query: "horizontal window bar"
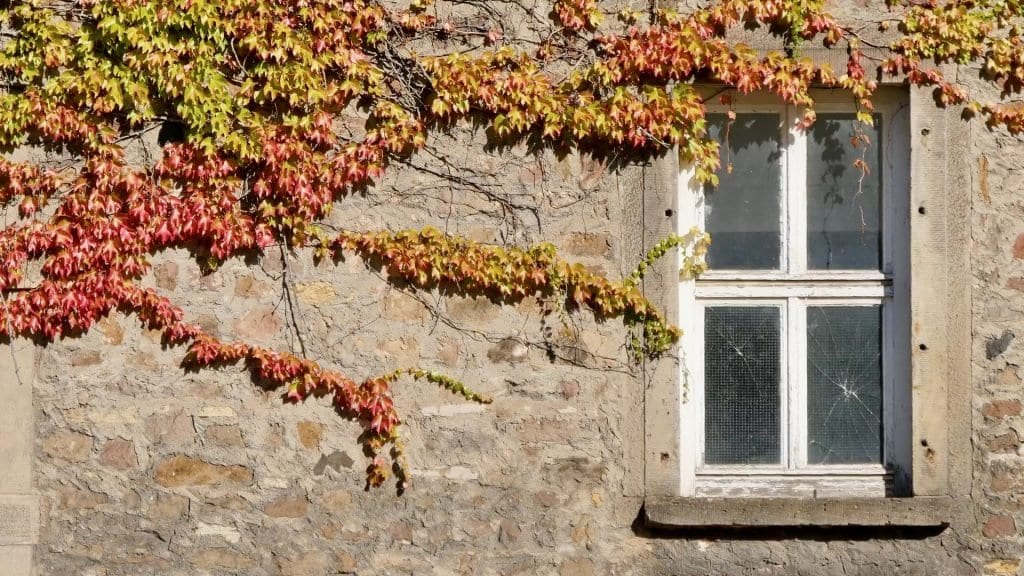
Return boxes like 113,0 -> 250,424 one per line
700,272 -> 891,282
695,285 -> 890,298
698,465 -> 889,476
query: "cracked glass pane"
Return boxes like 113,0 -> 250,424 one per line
807,114 -> 883,270
704,306 -> 781,465
704,113 -> 781,270
806,305 -> 883,465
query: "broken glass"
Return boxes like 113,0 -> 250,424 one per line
806,305 -> 883,465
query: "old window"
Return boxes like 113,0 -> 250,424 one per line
641,85 -> 969,527
676,90 -> 912,498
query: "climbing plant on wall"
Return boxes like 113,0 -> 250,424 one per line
0,0 -> 1020,488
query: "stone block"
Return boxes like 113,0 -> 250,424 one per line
153,456 -> 252,487
233,307 -> 281,341
145,493 -> 189,522
296,281 -> 337,305
560,558 -> 595,576
982,515 -> 1017,538
563,232 -> 611,257
144,408 -> 196,447
321,490 -> 352,514
57,487 -> 109,510
984,559 -> 1021,575
70,350 -> 102,367
205,425 -> 244,448
42,431 -> 93,462
265,496 -> 308,518
1013,233 -> 1024,259
189,548 -> 256,572
154,262 -> 179,291
99,439 -> 138,470
97,316 -> 124,345
380,290 -> 427,321
278,551 -> 330,576
235,276 -> 273,299
983,399 -> 1023,420
296,421 -> 323,449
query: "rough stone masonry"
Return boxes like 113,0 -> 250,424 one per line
6,6 -> 1024,576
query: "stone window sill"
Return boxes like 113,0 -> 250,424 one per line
644,496 -> 952,529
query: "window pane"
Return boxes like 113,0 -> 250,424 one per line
704,306 -> 781,465
704,113 -> 781,270
807,114 -> 883,270
806,306 -> 883,465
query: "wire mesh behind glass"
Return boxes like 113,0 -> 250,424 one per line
703,306 -> 782,465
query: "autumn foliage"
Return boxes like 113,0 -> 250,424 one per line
1,0 -> 1022,488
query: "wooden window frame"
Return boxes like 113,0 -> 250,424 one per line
677,92 -> 910,498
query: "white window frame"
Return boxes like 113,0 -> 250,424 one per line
677,89 -> 911,498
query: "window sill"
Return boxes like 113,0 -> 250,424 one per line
643,496 -> 952,529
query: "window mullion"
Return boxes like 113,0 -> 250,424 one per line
789,297 -> 808,469
779,298 -> 790,468
787,106 -> 808,276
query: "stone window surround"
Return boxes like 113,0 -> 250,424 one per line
638,84 -> 972,528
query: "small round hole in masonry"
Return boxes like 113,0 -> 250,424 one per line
918,206 -> 926,215
919,343 -> 928,351
665,209 -> 674,217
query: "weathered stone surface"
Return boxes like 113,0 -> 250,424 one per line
26,61 -> 1024,576
153,456 -> 253,487
97,316 -> 124,345
296,281 -> 337,305
498,519 -> 521,545
982,399 -> 1022,420
196,522 -> 241,543
321,490 -> 352,514
42,432 -> 93,462
205,424 -> 244,448
70,350 -> 102,367
983,515 -> 1017,538
380,290 -> 427,321
296,421 -> 323,449
57,487 -> 108,510
335,551 -> 358,573
234,275 -> 273,298
447,297 -> 501,322
1012,234 -> 1024,259
264,496 -> 308,518
560,558 -> 594,576
563,232 -> 611,257
986,432 -> 1020,453
99,439 -> 138,470
388,522 -> 413,543
560,379 -> 580,400
189,548 -> 255,572
279,551 -> 330,576
487,338 -> 528,363
233,307 -> 281,341
154,262 -> 179,290
144,408 -> 196,446
983,559 -> 1021,575
145,493 -> 188,522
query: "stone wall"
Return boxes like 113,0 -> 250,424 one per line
13,14 -> 1024,576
